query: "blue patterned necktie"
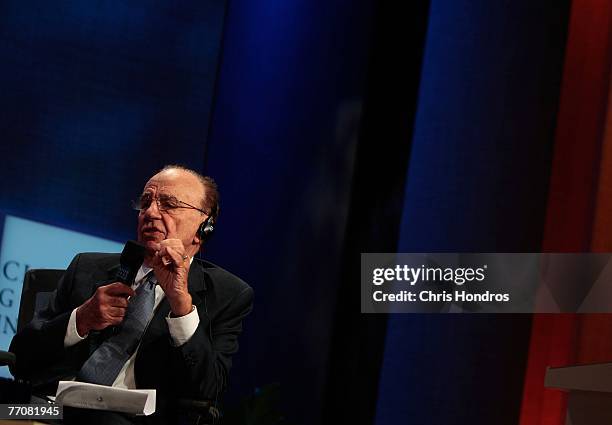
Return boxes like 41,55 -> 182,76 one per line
77,272 -> 156,386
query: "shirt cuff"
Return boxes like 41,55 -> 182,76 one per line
166,305 -> 200,346
64,308 -> 87,347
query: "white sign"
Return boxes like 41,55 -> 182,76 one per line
0,215 -> 123,378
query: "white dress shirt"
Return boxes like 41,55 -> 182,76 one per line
63,261 -> 200,388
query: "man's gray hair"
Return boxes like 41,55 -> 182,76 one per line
159,164 -> 220,220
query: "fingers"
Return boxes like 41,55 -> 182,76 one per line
77,280 -> 156,334
161,246 -> 184,267
106,306 -> 127,318
155,242 -> 187,268
104,282 -> 135,297
158,239 -> 184,253
107,296 -> 129,308
77,295 -> 126,333
97,286 -> 130,323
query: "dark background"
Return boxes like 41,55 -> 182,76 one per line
0,0 -> 579,424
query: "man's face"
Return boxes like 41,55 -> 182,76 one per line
137,169 -> 206,256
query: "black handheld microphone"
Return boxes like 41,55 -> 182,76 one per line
116,240 -> 146,285
95,241 -> 145,339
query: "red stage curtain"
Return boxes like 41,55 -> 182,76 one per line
519,0 -> 612,424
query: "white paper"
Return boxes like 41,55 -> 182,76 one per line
55,381 -> 156,416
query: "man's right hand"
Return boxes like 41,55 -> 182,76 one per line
75,282 -> 135,337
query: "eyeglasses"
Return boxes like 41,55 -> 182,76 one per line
132,193 -> 208,215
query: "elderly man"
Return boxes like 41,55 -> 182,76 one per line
9,165 -> 253,424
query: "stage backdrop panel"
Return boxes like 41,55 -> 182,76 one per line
0,0 -> 226,242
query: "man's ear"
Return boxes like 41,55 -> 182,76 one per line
193,221 -> 204,245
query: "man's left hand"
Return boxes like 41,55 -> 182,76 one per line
150,238 -> 193,317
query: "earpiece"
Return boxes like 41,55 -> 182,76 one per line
197,216 -> 215,243
196,201 -> 218,245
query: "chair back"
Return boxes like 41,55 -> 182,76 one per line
17,269 -> 65,332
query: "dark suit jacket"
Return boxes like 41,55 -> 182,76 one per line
9,252 -> 253,422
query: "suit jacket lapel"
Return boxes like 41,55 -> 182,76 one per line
187,259 -> 206,307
